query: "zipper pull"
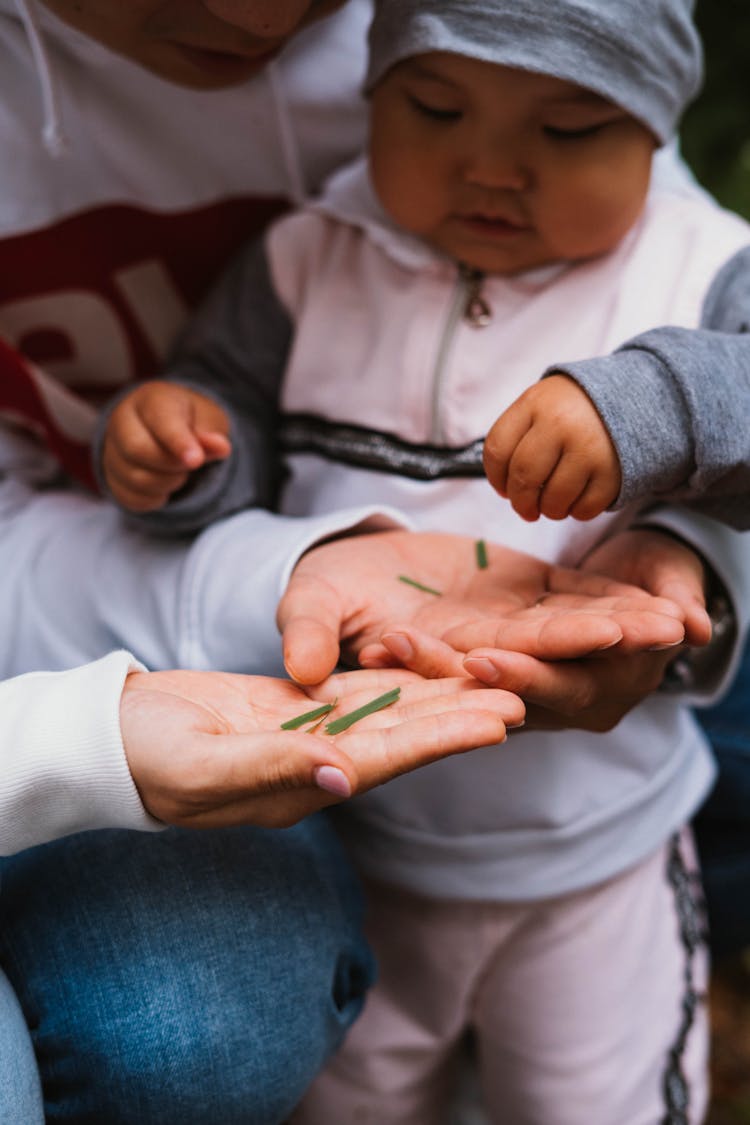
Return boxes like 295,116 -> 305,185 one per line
459,265 -> 492,327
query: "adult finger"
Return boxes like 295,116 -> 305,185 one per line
639,568 -> 710,646
278,572 -> 345,684
441,610 -> 624,657
448,605 -> 683,659
310,669 -> 525,731
339,706 -> 512,789
581,529 -> 709,643
360,629 -> 469,677
462,647 -> 675,731
545,566 -> 681,606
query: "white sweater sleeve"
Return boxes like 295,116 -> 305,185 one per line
0,651 -> 163,855
0,473 -> 407,679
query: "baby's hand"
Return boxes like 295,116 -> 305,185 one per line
102,380 -> 231,511
483,374 -> 622,521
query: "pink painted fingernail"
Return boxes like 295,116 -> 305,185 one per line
382,633 -> 414,662
314,766 -> 352,798
463,658 -> 499,683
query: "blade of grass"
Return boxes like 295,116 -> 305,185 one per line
280,701 -> 336,730
475,539 -> 488,569
306,711 -> 333,734
325,687 -> 401,735
398,575 -> 442,596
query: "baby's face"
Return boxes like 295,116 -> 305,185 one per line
369,53 -> 656,275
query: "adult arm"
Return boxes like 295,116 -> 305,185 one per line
0,651 -> 520,854
548,245 -> 750,528
0,467 -> 408,679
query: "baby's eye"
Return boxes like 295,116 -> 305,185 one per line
408,96 -> 463,122
543,123 -> 606,141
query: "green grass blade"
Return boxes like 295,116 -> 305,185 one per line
280,701 -> 336,730
325,688 -> 401,735
398,575 -> 442,596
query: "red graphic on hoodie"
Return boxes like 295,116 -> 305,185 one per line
0,196 -> 288,485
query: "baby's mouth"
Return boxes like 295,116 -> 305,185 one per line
456,212 -> 531,237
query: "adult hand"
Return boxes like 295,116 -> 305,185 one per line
449,528 -> 709,732
580,527 -> 711,645
278,530 -> 686,685
121,666 -> 522,829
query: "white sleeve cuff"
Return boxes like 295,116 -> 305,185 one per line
0,651 -> 163,855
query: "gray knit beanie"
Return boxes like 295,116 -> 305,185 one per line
365,0 -> 703,143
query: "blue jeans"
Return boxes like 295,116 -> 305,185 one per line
694,637 -> 750,960
0,967 -> 44,1124
0,816 -> 374,1124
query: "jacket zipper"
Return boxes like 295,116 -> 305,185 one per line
430,263 -> 492,442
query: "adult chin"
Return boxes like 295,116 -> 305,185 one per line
136,41 -> 283,89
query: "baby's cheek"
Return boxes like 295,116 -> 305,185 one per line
553,193 -> 637,260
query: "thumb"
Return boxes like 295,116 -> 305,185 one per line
644,554 -> 711,646
277,573 -> 344,684
653,578 -> 710,646
239,730 -> 358,798
148,732 -> 359,828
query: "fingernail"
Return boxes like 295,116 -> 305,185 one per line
648,640 -> 682,651
463,658 -> 499,683
507,720 -> 526,729
382,633 -> 414,663
314,766 -> 352,798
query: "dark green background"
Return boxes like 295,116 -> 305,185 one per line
681,0 -> 750,219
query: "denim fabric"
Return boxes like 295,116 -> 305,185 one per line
0,968 -> 44,1124
0,815 -> 374,1124
694,638 -> 750,960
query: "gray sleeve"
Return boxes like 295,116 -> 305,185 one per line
95,236 -> 293,537
546,245 -> 750,529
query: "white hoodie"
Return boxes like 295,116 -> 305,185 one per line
0,0 -> 372,476
0,0 -> 407,848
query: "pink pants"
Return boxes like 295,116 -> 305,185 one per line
293,834 -> 708,1125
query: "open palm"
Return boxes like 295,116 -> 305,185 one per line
121,665 -> 522,829
279,530 -> 686,683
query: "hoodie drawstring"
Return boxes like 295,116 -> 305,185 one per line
267,60 -> 307,206
14,0 -> 67,157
